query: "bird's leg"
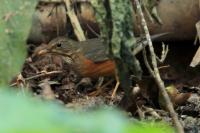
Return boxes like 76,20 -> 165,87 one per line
111,73 -> 120,99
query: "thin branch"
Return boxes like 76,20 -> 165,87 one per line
134,0 -> 184,132
63,0 -> 86,41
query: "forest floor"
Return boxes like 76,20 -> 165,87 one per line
12,41 -> 200,132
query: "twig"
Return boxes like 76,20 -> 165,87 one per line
156,42 -> 169,63
63,0 -> 86,41
25,71 -> 62,81
95,77 -> 104,89
190,21 -> 200,67
132,32 -> 169,55
88,79 -> 114,96
142,48 -> 154,75
193,34 -> 198,45
86,23 -> 100,37
158,65 -> 170,70
99,79 -> 114,91
134,0 -> 184,133
10,71 -> 63,87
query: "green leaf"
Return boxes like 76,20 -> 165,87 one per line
91,1 -> 142,106
0,0 -> 38,84
0,88 -> 174,133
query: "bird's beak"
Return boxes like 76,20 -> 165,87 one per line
37,49 -> 49,55
31,49 -> 49,58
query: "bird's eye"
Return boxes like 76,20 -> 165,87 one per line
56,43 -> 62,47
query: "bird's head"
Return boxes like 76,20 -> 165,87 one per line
39,37 -> 79,55
36,37 -> 81,64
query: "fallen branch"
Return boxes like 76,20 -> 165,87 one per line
134,0 -> 184,133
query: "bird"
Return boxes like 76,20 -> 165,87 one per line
37,33 -> 168,97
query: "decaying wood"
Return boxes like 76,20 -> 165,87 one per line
28,0 -> 200,44
133,0 -> 199,40
28,2 -> 67,44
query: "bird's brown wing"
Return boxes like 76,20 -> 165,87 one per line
81,38 -> 110,62
81,33 -> 169,63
